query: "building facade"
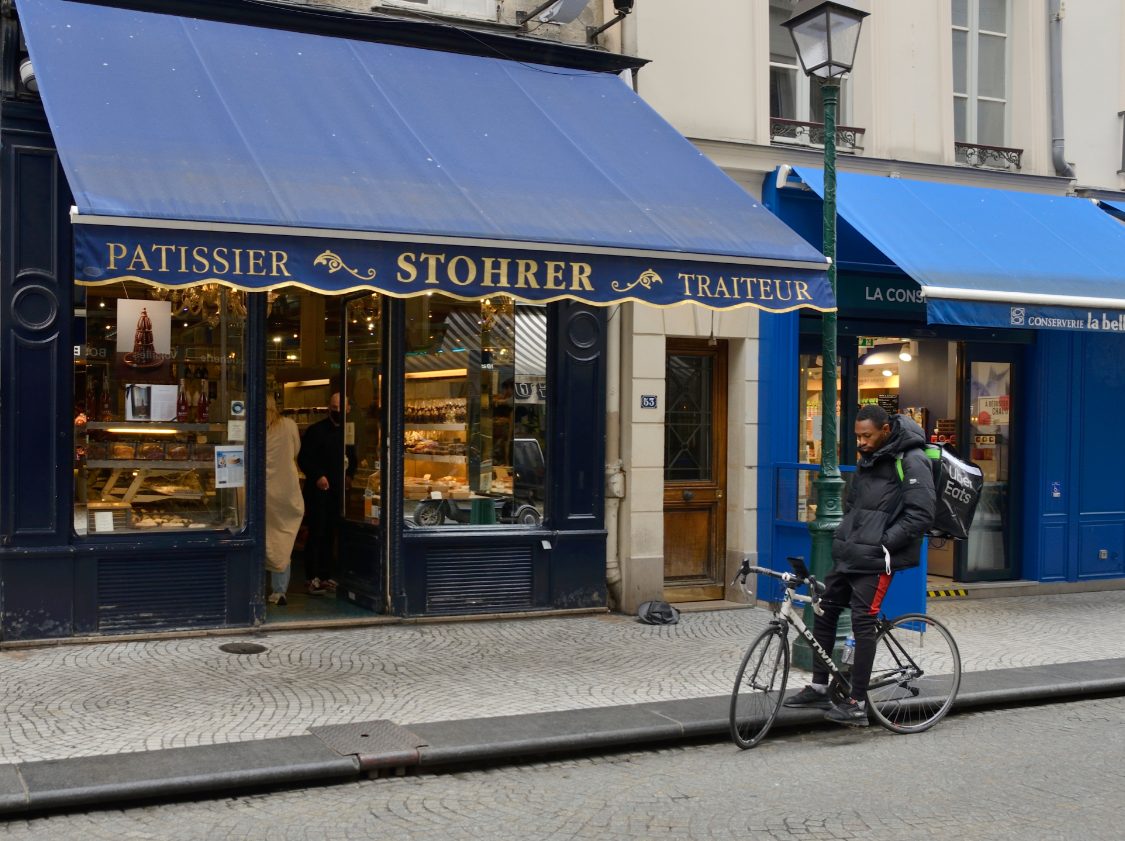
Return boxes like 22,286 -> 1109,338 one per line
0,0 -> 833,640
616,0 -> 1125,610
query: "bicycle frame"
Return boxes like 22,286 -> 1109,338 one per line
770,578 -> 929,697
772,584 -> 853,696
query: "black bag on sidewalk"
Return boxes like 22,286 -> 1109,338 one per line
637,600 -> 680,625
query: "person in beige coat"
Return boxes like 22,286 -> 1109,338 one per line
266,394 -> 304,605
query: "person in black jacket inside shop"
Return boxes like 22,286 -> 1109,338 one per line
298,392 -> 356,595
784,404 -> 936,726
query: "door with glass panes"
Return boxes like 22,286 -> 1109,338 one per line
337,293 -> 387,611
955,344 -> 1019,581
662,340 -> 727,601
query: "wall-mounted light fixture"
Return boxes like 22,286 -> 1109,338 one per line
587,0 -> 634,43
858,348 -> 899,367
19,58 -> 37,93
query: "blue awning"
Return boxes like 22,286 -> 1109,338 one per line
19,0 -> 831,313
1099,200 -> 1125,222
794,167 -> 1125,332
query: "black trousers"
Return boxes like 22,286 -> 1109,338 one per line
304,489 -> 340,582
811,568 -> 893,700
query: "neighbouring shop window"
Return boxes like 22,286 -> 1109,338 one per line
798,351 -> 841,467
73,282 -> 249,535
953,0 -> 1008,147
795,351 -> 842,523
795,338 -> 960,527
404,294 -> 546,528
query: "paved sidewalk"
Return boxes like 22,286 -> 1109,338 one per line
0,589 -> 1123,813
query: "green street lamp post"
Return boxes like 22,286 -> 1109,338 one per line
781,0 -> 868,670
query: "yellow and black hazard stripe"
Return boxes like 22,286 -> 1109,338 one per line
926,588 -> 968,599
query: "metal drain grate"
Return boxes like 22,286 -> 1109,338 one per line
219,642 -> 268,654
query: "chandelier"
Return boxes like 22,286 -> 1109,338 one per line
154,284 -> 248,328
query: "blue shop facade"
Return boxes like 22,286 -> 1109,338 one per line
0,0 -> 832,640
759,166 -> 1125,604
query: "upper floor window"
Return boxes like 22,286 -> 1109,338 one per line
769,2 -> 848,125
380,0 -> 493,20
769,1 -> 862,152
953,0 -> 1008,147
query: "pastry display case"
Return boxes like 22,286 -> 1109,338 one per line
76,420 -> 234,533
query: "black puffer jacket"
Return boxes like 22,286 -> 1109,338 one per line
832,413 -> 936,573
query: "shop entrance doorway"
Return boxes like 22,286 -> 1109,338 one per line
263,289 -> 385,622
797,334 -> 1020,584
662,340 -> 728,602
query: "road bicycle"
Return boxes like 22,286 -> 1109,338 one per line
729,556 -> 962,749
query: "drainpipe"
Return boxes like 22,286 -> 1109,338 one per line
604,305 -> 625,609
1048,0 -> 1076,179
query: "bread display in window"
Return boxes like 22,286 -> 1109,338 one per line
111,442 -> 136,459
138,442 -> 165,460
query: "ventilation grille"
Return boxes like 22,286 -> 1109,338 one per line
98,556 -> 228,632
425,545 -> 534,614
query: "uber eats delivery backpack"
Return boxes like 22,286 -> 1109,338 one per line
896,443 -> 984,541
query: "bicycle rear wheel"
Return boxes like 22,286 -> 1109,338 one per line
729,625 -> 789,749
866,613 -> 961,734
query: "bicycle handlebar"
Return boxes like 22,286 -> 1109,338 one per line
732,557 -> 827,607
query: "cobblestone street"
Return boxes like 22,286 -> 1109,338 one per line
0,590 -> 1122,763
2,694 -> 1121,840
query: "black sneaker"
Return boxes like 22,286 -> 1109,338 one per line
783,685 -> 832,709
825,699 -> 869,727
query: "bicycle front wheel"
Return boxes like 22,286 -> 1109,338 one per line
729,625 -> 789,749
866,613 -> 961,734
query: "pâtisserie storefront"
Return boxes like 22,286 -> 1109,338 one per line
0,0 -> 831,639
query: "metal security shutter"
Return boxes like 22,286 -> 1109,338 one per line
425,545 -> 534,614
98,556 -> 228,632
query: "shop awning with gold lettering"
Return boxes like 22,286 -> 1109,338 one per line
21,0 -> 832,313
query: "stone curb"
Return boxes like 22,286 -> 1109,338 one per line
0,658 -> 1121,816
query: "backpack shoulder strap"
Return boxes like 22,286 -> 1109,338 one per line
896,445 -> 941,482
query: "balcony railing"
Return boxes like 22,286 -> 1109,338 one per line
955,141 -> 1022,171
770,118 -> 865,154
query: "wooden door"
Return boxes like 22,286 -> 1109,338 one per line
663,340 -> 727,601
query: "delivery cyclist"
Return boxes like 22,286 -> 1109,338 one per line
784,404 -> 936,726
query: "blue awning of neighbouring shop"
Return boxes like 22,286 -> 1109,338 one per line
1099,200 -> 1125,222
18,0 -> 832,313
793,167 -> 1125,332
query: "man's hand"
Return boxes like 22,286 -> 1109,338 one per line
316,476 -> 329,491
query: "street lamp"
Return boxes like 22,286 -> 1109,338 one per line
782,0 -> 867,669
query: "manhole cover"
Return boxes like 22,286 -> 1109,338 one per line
219,642 -> 268,655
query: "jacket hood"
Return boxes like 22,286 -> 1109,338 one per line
861,412 -> 929,465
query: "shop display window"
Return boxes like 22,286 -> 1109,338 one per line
73,282 -> 249,535
403,294 -> 547,528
